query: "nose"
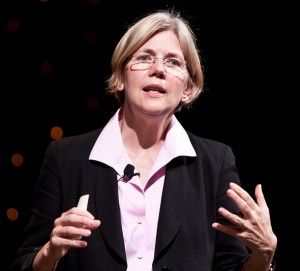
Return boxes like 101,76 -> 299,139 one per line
153,57 -> 165,65
149,57 -> 166,76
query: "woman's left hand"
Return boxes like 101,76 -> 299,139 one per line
212,182 -> 277,255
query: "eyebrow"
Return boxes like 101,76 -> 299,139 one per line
135,48 -> 184,59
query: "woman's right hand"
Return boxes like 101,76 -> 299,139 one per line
33,207 -> 101,271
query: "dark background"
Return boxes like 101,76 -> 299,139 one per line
1,0 -> 296,270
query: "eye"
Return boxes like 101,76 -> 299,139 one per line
166,58 -> 182,67
135,54 -> 152,62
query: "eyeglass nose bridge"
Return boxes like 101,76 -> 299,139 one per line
152,57 -> 167,67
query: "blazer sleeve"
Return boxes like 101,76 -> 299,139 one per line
213,144 -> 249,270
10,140 -> 64,271
188,133 -> 250,271
10,128 -> 104,271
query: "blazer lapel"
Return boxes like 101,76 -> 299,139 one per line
94,165 -> 127,263
154,158 -> 187,260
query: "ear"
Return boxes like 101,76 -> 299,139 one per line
118,82 -> 124,91
181,85 -> 192,103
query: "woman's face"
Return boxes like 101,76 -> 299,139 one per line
120,30 -> 191,118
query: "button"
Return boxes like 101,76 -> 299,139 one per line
137,255 -> 143,259
137,220 -> 142,224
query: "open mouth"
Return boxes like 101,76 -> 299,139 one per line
143,85 -> 166,94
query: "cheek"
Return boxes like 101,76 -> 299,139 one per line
123,68 -> 139,88
169,77 -> 189,94
121,71 -> 143,100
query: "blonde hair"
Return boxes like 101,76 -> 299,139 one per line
106,9 -> 204,111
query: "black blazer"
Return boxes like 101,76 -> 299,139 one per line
11,128 -> 249,271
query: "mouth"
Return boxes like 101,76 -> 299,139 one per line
143,84 -> 166,94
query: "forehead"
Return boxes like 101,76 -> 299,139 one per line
137,31 -> 184,56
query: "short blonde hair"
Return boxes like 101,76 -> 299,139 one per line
106,9 -> 204,111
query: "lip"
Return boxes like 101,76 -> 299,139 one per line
143,84 -> 166,94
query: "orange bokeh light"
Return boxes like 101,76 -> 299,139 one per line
11,153 -> 23,167
50,126 -> 63,140
7,208 -> 19,221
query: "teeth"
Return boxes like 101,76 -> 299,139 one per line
144,88 -> 165,93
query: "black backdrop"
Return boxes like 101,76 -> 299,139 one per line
1,0 -> 296,270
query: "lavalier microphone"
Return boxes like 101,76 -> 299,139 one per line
118,164 -> 140,182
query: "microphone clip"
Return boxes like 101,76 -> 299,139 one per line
118,164 -> 140,182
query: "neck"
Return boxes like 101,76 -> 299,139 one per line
119,107 -> 171,149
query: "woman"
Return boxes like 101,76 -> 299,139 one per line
11,9 -> 277,271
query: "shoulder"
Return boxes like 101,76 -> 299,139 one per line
187,131 -> 228,150
56,128 -> 103,146
186,131 -> 235,161
46,128 -> 103,156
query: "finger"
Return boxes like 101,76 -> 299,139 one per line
229,182 -> 257,211
226,187 -> 252,218
255,184 -> 268,208
217,207 -> 244,228
51,233 -> 88,248
89,219 -> 101,230
55,213 -> 97,228
229,183 -> 252,201
62,207 -> 96,219
53,225 -> 92,239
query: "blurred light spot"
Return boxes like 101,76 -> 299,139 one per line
41,61 -> 53,75
84,31 -> 97,44
40,0 -> 48,3
7,208 -> 19,221
11,153 -> 23,167
50,126 -> 63,140
87,0 -> 101,5
86,96 -> 99,110
7,20 -> 20,32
